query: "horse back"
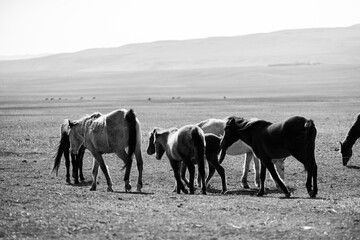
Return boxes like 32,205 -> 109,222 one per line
197,118 -> 225,136
88,109 -> 129,153
168,125 -> 205,161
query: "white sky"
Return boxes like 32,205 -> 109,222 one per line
0,0 -> 359,57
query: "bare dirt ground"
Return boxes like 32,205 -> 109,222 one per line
1,96 -> 360,239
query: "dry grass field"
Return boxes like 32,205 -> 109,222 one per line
1,65 -> 360,239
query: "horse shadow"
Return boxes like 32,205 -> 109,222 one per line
207,186 -> 297,196
114,191 -> 154,195
67,180 -> 92,187
346,165 -> 360,170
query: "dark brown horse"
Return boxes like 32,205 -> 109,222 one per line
220,116 -> 317,198
340,114 -> 360,166
147,125 -> 207,194
52,116 -> 101,183
179,133 -> 227,194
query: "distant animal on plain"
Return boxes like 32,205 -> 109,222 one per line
339,113 -> 360,166
52,115 -> 102,183
147,125 -> 207,194
220,116 -> 317,198
68,109 -> 143,192
197,118 -> 285,189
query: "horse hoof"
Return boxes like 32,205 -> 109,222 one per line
202,191 -> 207,195
221,190 -> 227,195
90,187 -> 96,191
182,189 -> 189,194
74,180 -> 80,184
256,191 -> 264,197
136,184 -> 142,192
285,193 -> 291,198
242,182 -> 250,189
125,183 -> 132,192
66,179 -> 71,184
107,187 -> 114,192
309,190 -> 317,198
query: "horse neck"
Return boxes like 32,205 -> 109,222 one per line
235,120 -> 267,147
343,120 -> 360,149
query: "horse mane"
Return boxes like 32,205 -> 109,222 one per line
154,127 -> 178,135
344,113 -> 360,144
226,116 -> 261,131
75,112 -> 102,125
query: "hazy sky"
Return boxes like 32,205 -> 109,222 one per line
0,0 -> 359,57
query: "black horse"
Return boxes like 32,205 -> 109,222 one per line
340,114 -> 360,166
220,116 -> 317,198
52,119 -> 88,184
179,133 -> 227,194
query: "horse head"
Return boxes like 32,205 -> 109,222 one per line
68,120 -> 84,155
339,141 -> 352,166
147,128 -> 166,160
220,117 -> 241,151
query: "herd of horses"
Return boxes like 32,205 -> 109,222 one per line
52,109 -> 360,199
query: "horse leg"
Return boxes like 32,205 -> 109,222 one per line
64,148 -> 71,183
115,149 -> 132,192
257,161 -> 266,196
205,164 -> 216,187
253,155 -> 260,188
184,160 -> 195,194
312,163 -> 318,198
263,159 -> 290,198
170,160 -> 188,194
180,162 -> 189,187
90,157 -> 99,191
197,155 -> 207,195
207,154 -> 227,194
71,153 -> 79,184
78,146 -> 85,182
291,148 -> 317,198
92,153 -> 114,192
134,146 -> 143,192
241,153 -> 252,189
272,158 -> 285,189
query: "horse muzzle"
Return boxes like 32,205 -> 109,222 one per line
342,157 -> 351,166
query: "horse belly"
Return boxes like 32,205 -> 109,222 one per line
90,123 -> 112,153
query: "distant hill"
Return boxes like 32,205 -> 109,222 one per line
0,25 -> 359,73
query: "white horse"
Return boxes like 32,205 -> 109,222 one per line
147,125 -> 207,194
68,109 -> 143,192
197,118 -> 285,188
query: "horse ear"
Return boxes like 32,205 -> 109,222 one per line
229,117 -> 236,125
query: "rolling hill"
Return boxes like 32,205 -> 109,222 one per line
0,25 -> 359,73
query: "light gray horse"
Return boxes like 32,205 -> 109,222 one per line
68,109 -> 143,192
197,118 -> 285,188
147,125 -> 207,194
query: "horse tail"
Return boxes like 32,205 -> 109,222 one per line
304,119 -> 317,171
192,127 -> 206,163
124,109 -> 137,170
51,130 -> 70,176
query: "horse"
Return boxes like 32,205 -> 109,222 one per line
51,114 -> 101,183
197,118 -> 285,189
340,114 -> 360,166
147,125 -> 207,194
179,133 -> 227,194
220,116 -> 317,198
68,109 -> 143,192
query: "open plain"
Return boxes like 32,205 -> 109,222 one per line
1,63 -> 360,239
